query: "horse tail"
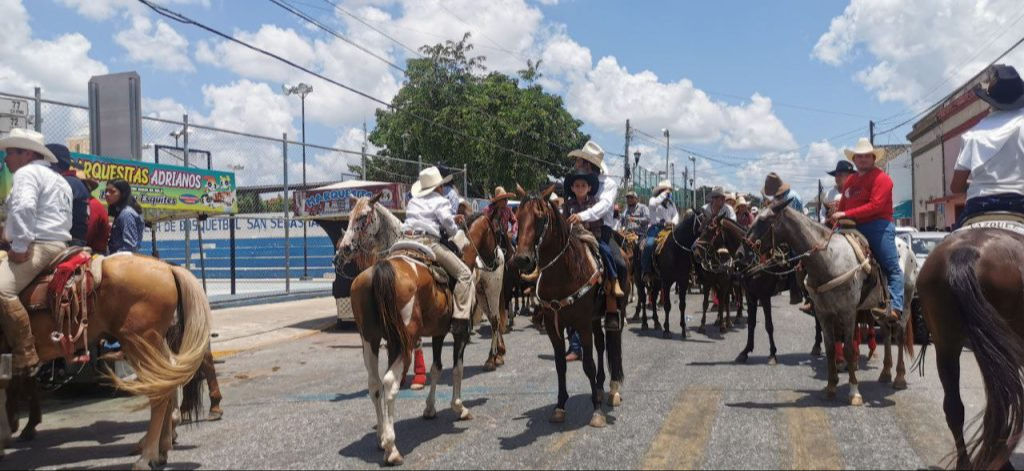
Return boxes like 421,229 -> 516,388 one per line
109,266 -> 212,405
373,260 -> 413,378
947,246 -> 1024,470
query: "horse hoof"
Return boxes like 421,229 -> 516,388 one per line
653,322 -> 662,331
549,408 -> 567,424
893,378 -> 908,391
423,407 -> 437,419
483,361 -> 496,372
662,331 -> 672,339
457,408 -> 473,421
385,448 -> 404,466
610,392 -> 622,407
131,459 -> 155,471
878,372 -> 892,384
735,353 -> 748,364
697,326 -> 706,335
17,429 -> 36,442
409,383 -> 425,391
589,412 -> 607,429
850,395 -> 864,407
630,314 -> 640,323
810,347 -> 822,358
768,357 -> 778,367
640,323 -> 649,331
825,388 -> 837,400
495,356 -> 505,367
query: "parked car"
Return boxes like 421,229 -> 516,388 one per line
905,231 -> 949,345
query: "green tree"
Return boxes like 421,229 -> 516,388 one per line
356,34 -> 590,197
237,191 -> 266,214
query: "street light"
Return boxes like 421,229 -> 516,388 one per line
283,83 -> 314,281
688,155 -> 697,209
662,128 -> 670,176
170,128 -> 192,147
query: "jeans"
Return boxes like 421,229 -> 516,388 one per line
568,328 -> 582,355
642,225 -> 663,275
598,226 -> 626,283
599,241 -> 618,281
857,219 -> 904,313
957,193 -> 1024,228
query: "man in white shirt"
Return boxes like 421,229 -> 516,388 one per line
401,167 -> 474,334
952,64 -> 1024,226
0,129 -> 72,375
820,161 -> 855,222
642,180 -> 678,280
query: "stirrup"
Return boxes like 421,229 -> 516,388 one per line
871,308 -> 899,324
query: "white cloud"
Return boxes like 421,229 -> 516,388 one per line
813,0 -> 1024,107
142,97 -> 188,121
0,0 -> 108,103
56,0 -> 210,20
199,80 -> 297,138
115,15 -> 195,72
537,0 -> 559,4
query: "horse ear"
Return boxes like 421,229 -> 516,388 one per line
369,192 -> 384,205
770,197 -> 794,214
515,184 -> 527,199
349,196 -> 360,206
540,184 -> 557,199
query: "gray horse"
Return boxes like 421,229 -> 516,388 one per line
749,199 -> 912,406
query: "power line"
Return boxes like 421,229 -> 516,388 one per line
138,0 -> 564,170
315,0 -> 423,58
436,2 -> 530,65
702,89 -> 874,119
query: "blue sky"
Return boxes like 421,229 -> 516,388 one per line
5,0 -> 1022,196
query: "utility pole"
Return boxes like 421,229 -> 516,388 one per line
283,83 -> 314,281
662,129 -> 671,176
869,120 -> 876,146
624,119 -> 632,188
688,155 -> 697,209
361,120 -> 368,180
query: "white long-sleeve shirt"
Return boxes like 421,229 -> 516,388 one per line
577,174 -> 618,228
4,161 -> 73,253
402,192 -> 459,239
649,192 -> 678,225
818,186 -> 842,222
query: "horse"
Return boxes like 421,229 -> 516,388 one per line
693,216 -> 743,335
917,224 -> 1024,470
0,254 -> 211,470
644,214 -> 702,339
462,211 -> 509,371
510,185 -> 624,428
747,199 -> 913,406
349,210 -> 502,466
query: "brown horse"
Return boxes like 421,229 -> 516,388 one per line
350,213 -> 501,465
0,254 -> 211,470
510,186 -> 624,428
693,216 -> 742,335
917,226 -> 1024,470
462,211 -> 509,371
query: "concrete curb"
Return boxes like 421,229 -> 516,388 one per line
210,290 -> 333,310
212,318 -> 339,360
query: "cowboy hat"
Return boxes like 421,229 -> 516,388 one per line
708,186 -> 726,199
975,64 -> 1024,111
843,138 -> 886,162
410,166 -> 453,198
568,141 -> 608,174
47,144 -> 83,172
653,180 -> 673,196
0,129 -> 58,164
491,186 -> 515,203
735,196 -> 750,208
826,160 -> 856,176
762,173 -> 791,197
563,171 -> 600,198
725,192 -> 737,203
625,191 -> 638,199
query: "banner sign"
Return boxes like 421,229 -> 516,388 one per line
72,152 -> 237,214
293,182 -> 407,218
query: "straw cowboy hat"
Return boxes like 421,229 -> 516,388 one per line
411,166 -> 453,198
707,186 -> 726,199
762,173 -> 791,198
735,196 -> 750,209
843,138 -> 886,162
976,64 -> 1024,111
0,129 -> 58,164
491,186 -> 515,203
725,192 -> 737,204
568,141 -> 608,174
625,191 -> 639,199
653,180 -> 673,196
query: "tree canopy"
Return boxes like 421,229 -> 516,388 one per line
357,34 -> 590,197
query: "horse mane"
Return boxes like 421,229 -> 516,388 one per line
374,201 -> 402,248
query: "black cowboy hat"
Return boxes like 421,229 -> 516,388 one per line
563,171 -> 599,198
826,160 -> 855,177
46,144 -> 82,172
976,64 -> 1024,111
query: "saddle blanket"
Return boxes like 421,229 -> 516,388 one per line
654,228 -> 673,255
959,220 -> 1024,237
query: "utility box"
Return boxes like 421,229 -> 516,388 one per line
88,72 -> 142,160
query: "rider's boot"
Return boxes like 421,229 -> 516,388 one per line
0,297 -> 39,377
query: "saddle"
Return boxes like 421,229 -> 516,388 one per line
833,219 -> 888,311
959,211 -> 1024,236
388,240 -> 451,286
19,246 -> 103,363
654,224 -> 676,256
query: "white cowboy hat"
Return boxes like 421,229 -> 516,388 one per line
0,129 -> 57,164
725,192 -> 737,202
568,141 -> 608,174
410,166 -> 453,198
707,186 -> 726,199
735,196 -> 750,208
654,180 -> 673,195
843,137 -> 886,162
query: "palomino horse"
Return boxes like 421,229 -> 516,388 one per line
693,216 -> 743,335
349,211 -> 502,465
748,199 -> 913,406
645,214 -> 702,339
917,224 -> 1024,470
0,254 -> 211,470
510,186 -> 624,428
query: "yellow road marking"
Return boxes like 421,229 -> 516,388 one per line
641,389 -> 721,470
780,391 -> 842,470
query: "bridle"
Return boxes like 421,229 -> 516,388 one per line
520,196 -> 600,314
742,210 -> 838,277
335,206 -> 386,279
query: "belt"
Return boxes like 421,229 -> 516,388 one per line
402,230 -> 439,239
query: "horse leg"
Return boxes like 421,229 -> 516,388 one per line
632,273 -> 644,323
5,382 -> 16,438
662,284 -> 672,339
879,323 -> 893,384
485,311 -> 499,372
937,344 -> 969,469
699,286 -> 710,335
361,338 -> 386,450
157,391 -> 177,466
545,314 -> 569,424
737,291 -> 756,364
134,396 -> 172,470
894,328 -> 908,390
765,296 -> 779,366
733,286 -> 744,324
201,352 -> 223,421
578,325 -> 606,428
812,317 -> 823,357
593,320 -> 607,400
677,278 -> 688,339
608,328 -> 624,407
867,325 -> 879,364
451,330 -> 472,421
822,317 -> 839,400
845,321 -> 864,406
20,376 -> 39,441
381,351 -> 406,466
651,283 -> 662,332
423,337 -> 444,419
0,387 -> 10,456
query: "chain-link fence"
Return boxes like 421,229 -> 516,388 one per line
629,165 -> 689,209
0,88 -> 430,307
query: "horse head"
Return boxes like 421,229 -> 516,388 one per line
511,184 -> 557,274
747,197 -> 794,258
336,192 -> 384,270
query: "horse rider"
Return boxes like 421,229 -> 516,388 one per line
642,180 -> 678,282
565,142 -> 628,325
0,129 -> 73,375
951,64 -> 1024,225
564,171 -> 623,315
701,187 -> 737,222
763,174 -> 806,305
820,161 -> 856,222
485,186 -> 518,241
830,138 -> 905,324
438,165 -> 462,213
735,196 -> 754,228
47,144 -> 90,248
621,191 -> 651,238
402,166 -> 474,335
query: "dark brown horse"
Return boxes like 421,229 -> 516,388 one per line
693,216 -> 743,335
510,186 -> 624,427
918,226 -> 1024,470
643,214 -> 702,339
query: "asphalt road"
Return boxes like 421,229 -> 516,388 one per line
2,295 -> 1016,470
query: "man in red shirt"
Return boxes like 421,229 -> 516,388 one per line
82,177 -> 110,254
830,138 -> 904,323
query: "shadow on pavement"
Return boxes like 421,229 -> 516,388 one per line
337,398 -> 487,464
498,395 -> 618,451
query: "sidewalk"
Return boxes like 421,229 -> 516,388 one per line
209,297 -> 342,358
